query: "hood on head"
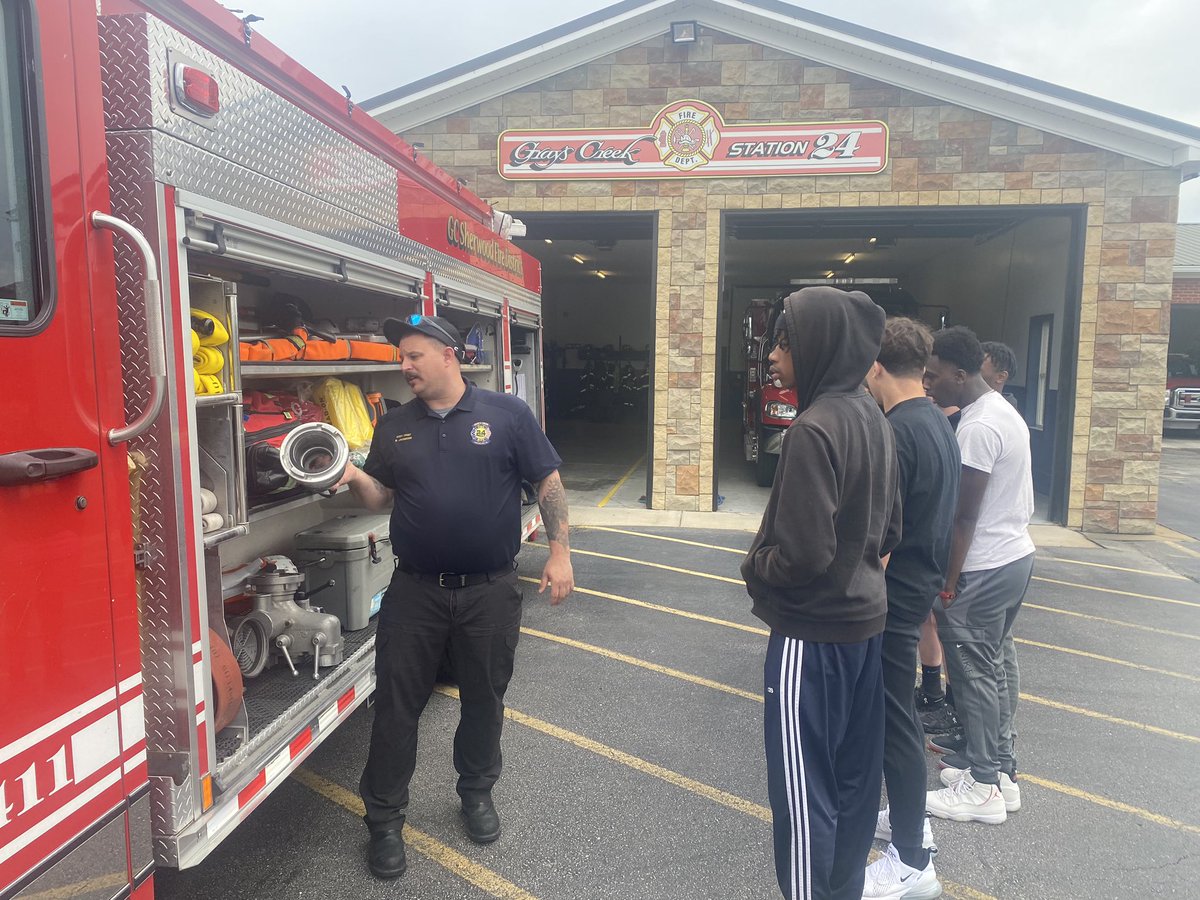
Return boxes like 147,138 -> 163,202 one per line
779,286 -> 885,411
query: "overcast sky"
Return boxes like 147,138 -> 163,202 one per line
240,0 -> 1200,220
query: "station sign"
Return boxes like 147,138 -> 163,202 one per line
498,99 -> 887,180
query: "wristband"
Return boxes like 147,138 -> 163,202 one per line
938,590 -> 956,601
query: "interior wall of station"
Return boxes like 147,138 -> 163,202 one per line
905,216 -> 1073,389
397,28 -> 1181,532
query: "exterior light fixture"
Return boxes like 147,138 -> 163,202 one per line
825,271 -> 836,279
544,238 -> 553,244
843,253 -> 855,264
572,254 -> 586,264
867,236 -> 877,244
670,21 -> 698,43
595,270 -> 607,279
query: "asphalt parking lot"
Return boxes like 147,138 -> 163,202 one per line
1159,433 -> 1200,540
158,524 -> 1200,899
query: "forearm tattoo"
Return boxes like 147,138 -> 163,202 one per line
352,469 -> 393,511
538,472 -> 570,548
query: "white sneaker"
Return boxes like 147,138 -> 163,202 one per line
938,768 -> 1021,813
874,807 -> 935,848
926,773 -> 1007,824
861,843 -> 942,899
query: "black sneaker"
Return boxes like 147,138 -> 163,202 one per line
920,702 -> 961,736
913,686 -> 946,712
928,730 -> 966,755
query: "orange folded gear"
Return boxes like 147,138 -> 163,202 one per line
294,327 -> 351,361
238,334 -> 305,362
347,340 -> 400,363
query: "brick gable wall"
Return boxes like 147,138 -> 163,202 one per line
400,29 -> 1180,533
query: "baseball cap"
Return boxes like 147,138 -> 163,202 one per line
383,315 -> 463,352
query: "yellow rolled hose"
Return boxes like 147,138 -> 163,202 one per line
191,329 -> 201,354
190,308 -> 230,347
193,345 -> 224,375
196,373 -> 223,395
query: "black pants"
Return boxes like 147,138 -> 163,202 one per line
764,632 -> 883,900
881,616 -> 929,866
359,567 -> 523,833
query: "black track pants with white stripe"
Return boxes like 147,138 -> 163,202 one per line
764,632 -> 884,900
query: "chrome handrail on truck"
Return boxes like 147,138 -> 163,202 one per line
92,211 -> 168,444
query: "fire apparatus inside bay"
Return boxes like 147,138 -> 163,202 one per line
0,1 -> 545,896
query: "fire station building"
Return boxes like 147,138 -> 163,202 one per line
365,0 -> 1200,534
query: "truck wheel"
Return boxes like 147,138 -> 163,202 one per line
755,449 -> 778,486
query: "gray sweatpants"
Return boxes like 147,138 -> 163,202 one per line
934,553 -> 1035,785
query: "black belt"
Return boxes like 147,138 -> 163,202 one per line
401,562 -> 516,589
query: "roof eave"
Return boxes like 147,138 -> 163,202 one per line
368,0 -> 1200,169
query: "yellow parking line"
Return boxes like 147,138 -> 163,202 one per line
434,688 -> 992,899
1163,539 -> 1200,559
20,874 -> 127,900
528,577 -> 1200,727
517,627 -> 1200,842
526,573 -> 1200,684
1019,694 -> 1200,745
1036,555 -> 1189,580
1019,774 -> 1200,835
1033,576 -> 1200,610
518,576 -> 768,635
522,627 -> 761,701
596,455 -> 645,508
434,685 -> 770,821
1022,602 -> 1200,642
579,525 -> 746,554
294,769 -> 539,899
524,619 -> 1200,750
1015,638 -> 1200,683
530,543 -> 743,585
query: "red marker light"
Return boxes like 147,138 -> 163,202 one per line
175,65 -> 220,116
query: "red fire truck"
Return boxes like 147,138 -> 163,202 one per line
0,1 -> 545,896
743,299 -> 798,486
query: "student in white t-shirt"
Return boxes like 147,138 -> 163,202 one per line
920,326 -> 1035,826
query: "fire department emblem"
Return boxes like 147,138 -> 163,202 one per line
654,104 -> 721,172
470,422 -> 493,445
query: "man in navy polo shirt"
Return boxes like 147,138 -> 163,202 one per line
333,314 -> 573,880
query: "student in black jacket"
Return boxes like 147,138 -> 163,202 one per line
741,286 -> 902,900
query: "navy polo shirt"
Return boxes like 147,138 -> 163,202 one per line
362,381 -> 562,574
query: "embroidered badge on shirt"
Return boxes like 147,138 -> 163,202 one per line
394,433 -> 413,442
470,422 -> 492,445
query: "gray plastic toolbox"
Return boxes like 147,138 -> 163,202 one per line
293,514 -> 392,631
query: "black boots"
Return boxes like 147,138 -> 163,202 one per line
368,828 -> 407,879
461,796 -> 501,844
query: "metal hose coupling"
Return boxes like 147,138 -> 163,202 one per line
279,422 -> 350,492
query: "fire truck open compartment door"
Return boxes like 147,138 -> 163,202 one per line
165,196 -> 440,869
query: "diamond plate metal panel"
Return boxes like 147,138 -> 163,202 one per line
99,16 -> 154,132
107,133 -> 200,839
102,14 -> 397,230
101,13 -> 537,304
152,131 -> 430,269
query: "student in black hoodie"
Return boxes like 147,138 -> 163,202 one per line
741,286 -> 902,900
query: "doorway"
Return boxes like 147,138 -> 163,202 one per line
718,206 -> 1085,523
514,213 -> 656,509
